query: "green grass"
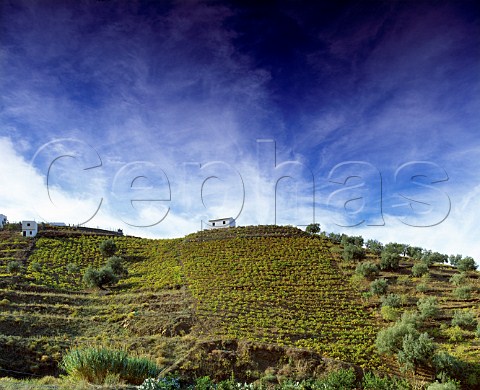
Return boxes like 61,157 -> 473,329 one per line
60,347 -> 159,385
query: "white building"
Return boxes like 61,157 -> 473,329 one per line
22,221 -> 38,238
206,217 -> 236,229
0,214 -> 7,229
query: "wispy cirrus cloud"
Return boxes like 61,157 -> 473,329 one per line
0,0 -> 479,261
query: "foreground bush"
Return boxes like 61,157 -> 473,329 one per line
137,376 -> 181,390
362,372 -> 409,389
61,347 -> 159,385
427,380 -> 460,390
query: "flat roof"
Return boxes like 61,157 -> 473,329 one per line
208,217 -> 234,222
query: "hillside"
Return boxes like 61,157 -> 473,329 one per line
0,225 -> 479,388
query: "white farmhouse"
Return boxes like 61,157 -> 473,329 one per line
22,221 -> 38,238
207,217 -> 236,229
0,214 -> 7,229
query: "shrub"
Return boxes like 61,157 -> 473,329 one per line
366,239 -> 383,255
453,286 -> 472,300
376,321 -> 418,355
407,246 -> 424,260
432,351 -> 465,383
449,255 -> 462,267
384,242 -> 404,255
137,376 -> 181,390
83,266 -> 118,289
60,347 -> 159,385
362,372 -> 409,390
449,273 -> 466,286
305,223 -> 320,235
457,256 -> 477,272
400,310 -> 420,326
422,252 -> 448,266
412,262 -> 429,277
443,326 -> 465,343
416,283 -> 428,293
427,381 -> 460,390
451,310 -> 478,330
106,256 -> 128,277
194,376 -> 216,390
342,244 -> 365,262
380,251 -> 400,270
318,368 -> 356,389
7,260 -> 21,274
370,278 -> 388,296
99,239 -> 117,258
355,261 -> 379,278
381,293 -> 402,308
381,306 -> 401,322
341,235 -> 364,247
417,296 -> 439,320
397,332 -> 436,372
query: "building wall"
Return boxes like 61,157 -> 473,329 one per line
21,221 -> 38,237
0,214 -> 6,229
207,218 -> 235,229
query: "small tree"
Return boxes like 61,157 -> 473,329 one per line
451,310 -> 478,330
380,250 -> 400,270
370,278 -> 388,296
417,296 -> 439,320
449,272 -> 466,286
305,223 -> 320,235
412,262 -> 429,277
366,239 -> 384,255
457,256 -> 477,272
355,261 -> 379,278
453,286 -> 472,300
376,321 -> 418,355
432,351 -> 465,384
381,293 -> 402,308
83,266 -> 118,289
397,332 -> 436,373
106,256 -> 128,277
407,246 -> 424,260
99,239 -> 117,258
449,254 -> 462,267
384,242 -> 404,255
343,244 -> 365,262
422,252 -> 448,266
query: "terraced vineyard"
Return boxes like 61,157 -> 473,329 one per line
0,225 -> 479,388
26,234 -> 182,290
0,232 -> 32,274
181,235 -> 381,368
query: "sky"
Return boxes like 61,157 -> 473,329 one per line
0,0 -> 479,260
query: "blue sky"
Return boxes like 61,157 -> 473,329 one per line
1,0 -> 479,259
